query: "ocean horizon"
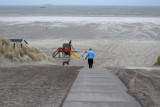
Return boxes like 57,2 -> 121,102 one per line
0,5 -> 160,17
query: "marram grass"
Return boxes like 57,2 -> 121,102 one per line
154,56 -> 160,66
0,37 -> 55,63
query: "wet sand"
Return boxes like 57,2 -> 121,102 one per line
0,65 -> 82,107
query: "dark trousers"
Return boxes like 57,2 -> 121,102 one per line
88,59 -> 93,68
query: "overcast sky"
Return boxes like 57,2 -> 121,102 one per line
0,0 -> 160,6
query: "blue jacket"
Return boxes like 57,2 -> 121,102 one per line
86,50 -> 95,59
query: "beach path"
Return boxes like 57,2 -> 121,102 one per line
62,67 -> 141,107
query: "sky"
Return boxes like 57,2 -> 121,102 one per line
0,0 -> 160,6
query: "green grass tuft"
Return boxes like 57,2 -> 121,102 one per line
154,55 -> 160,66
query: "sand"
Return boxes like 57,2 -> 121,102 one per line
0,65 -> 82,107
37,39 -> 160,68
109,67 -> 160,107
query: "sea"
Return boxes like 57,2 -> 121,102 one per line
0,6 -> 160,41
0,6 -> 160,67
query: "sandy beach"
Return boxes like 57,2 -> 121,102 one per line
36,39 -> 160,67
1,16 -> 160,67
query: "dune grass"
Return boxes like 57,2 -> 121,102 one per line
154,55 -> 160,66
0,37 -> 55,63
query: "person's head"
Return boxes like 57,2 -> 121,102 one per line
89,48 -> 92,50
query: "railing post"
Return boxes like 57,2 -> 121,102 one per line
59,52 -> 60,58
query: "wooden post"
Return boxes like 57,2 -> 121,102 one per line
2,43 -> 4,47
21,43 -> 22,48
13,43 -> 15,49
59,52 -> 60,58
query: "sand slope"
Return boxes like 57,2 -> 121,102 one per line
110,67 -> 160,107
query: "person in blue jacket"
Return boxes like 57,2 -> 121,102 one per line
85,48 -> 95,68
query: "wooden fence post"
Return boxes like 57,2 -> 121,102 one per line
13,43 -> 15,49
2,42 -> 4,47
21,43 -> 22,48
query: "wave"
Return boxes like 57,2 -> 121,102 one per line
0,16 -> 160,24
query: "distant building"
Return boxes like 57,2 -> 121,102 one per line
9,39 -> 28,44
